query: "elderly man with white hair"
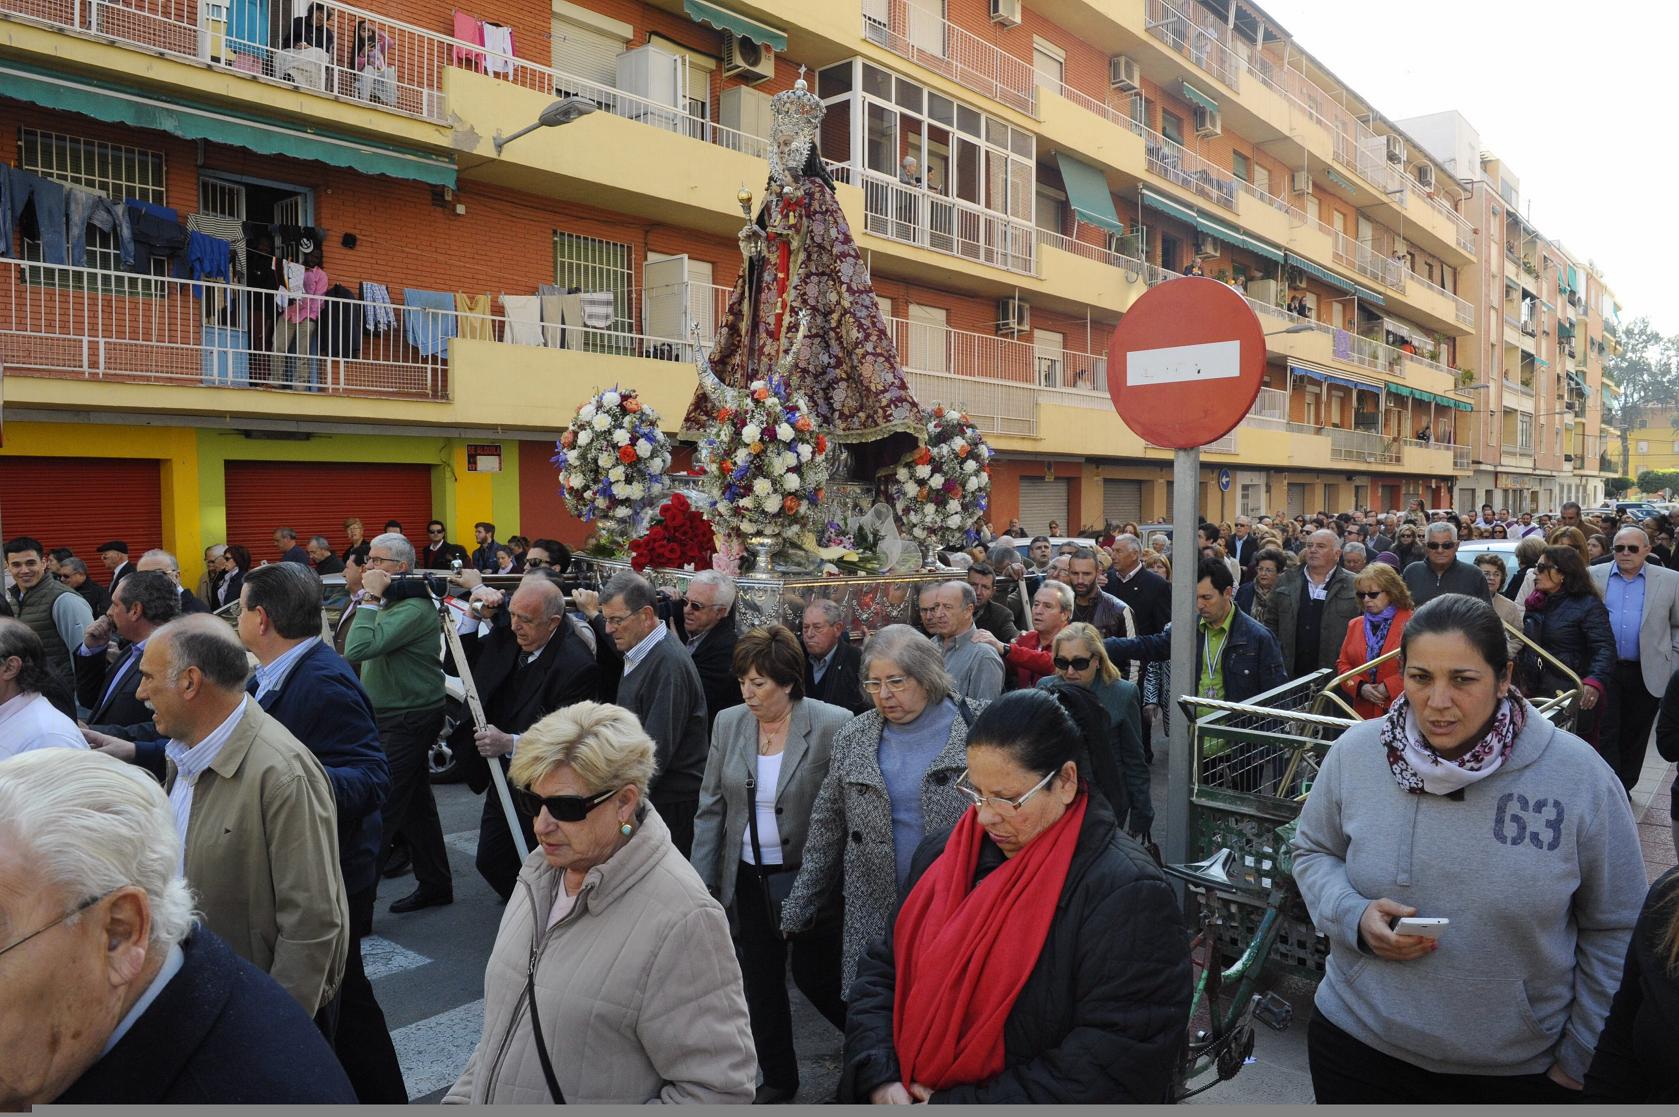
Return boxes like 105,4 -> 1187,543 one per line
1267,528 -> 1361,678
0,749 -> 354,1105
672,569 -> 742,731
135,547 -> 213,615
1400,521 -> 1491,605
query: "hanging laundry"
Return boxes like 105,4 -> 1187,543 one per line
271,223 -> 324,257
360,281 -> 396,333
481,22 -> 515,75
126,200 -> 186,275
452,11 -> 486,73
8,169 -> 69,265
403,288 -> 457,357
186,213 -> 247,278
277,259 -> 305,310
500,295 -> 543,346
66,186 -> 136,270
538,292 -> 566,348
579,290 -> 615,329
184,231 -> 234,295
455,292 -> 494,340
320,283 -> 365,359
0,164 -> 14,258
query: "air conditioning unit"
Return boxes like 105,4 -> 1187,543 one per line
996,296 -> 1031,335
1290,170 -> 1313,194
1109,54 -> 1140,91
1415,163 -> 1435,190
1386,134 -> 1406,164
1195,236 -> 1221,259
721,31 -> 775,83
990,0 -> 1023,27
1194,105 -> 1222,137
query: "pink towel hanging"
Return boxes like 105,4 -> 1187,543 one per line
452,10 -> 486,73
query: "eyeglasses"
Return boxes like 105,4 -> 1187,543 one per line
1425,542 -> 1455,551
428,528 -> 445,536
1053,655 -> 1094,671
600,611 -> 635,629
524,558 -> 547,568
955,767 -> 1058,815
1355,590 -> 1385,600
0,891 -> 110,961
861,675 -> 912,695
1534,562 -> 1558,573
514,786 -> 617,823
684,599 -> 723,611
1613,545 -> 1644,554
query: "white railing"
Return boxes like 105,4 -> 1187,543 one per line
861,2 -> 1036,116
1143,0 -> 1242,91
1413,188 -> 1477,255
1329,427 -> 1402,464
1040,77 -> 1144,137
884,314 -> 1106,394
1404,272 -> 1475,326
1144,128 -> 1238,213
1241,386 -> 1290,430
1452,443 -> 1473,470
829,162 -> 1037,276
1315,221 -> 1406,291
1034,230 -> 1176,286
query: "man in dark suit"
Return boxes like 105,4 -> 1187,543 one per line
307,536 -> 346,576
419,519 -> 470,570
455,576 -> 600,898
136,549 -> 211,614
273,527 -> 312,566
669,570 -> 741,731
99,540 -> 133,590
967,563 -> 1020,642
0,750 -> 355,1107
237,562 -> 404,1102
1107,534 -> 1169,758
800,598 -> 867,714
1226,516 -> 1258,582
76,570 -> 178,752
59,556 -> 112,618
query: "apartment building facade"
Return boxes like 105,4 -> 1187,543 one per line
0,0 -> 1608,581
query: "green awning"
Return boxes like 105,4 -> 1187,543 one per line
1354,284 -> 1387,307
0,61 -> 455,187
1194,212 -> 1281,263
1141,187 -> 1198,226
682,1 -> 787,50
1180,81 -> 1220,114
1568,265 -> 1579,292
1055,153 -> 1127,238
1387,384 -> 1414,398
1286,253 -> 1356,294
1557,322 -> 1575,339
1324,167 -> 1356,191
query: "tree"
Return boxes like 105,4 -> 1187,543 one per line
1606,316 -> 1679,474
1636,470 -> 1679,498
1604,476 -> 1634,499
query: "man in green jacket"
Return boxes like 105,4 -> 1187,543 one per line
346,532 -> 452,914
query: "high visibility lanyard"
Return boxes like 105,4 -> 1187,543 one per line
1202,621 -> 1228,698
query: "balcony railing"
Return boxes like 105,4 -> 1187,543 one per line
1144,129 -> 1238,213
1039,78 -> 1144,138
1034,230 -> 1175,286
1329,427 -> 1402,464
828,163 -> 1037,276
861,2 -> 1036,116
882,314 -> 1107,396
1414,189 -> 1477,255
1143,0 -> 1242,92
1315,221 -> 1405,291
4,0 -> 454,121
1408,272 -> 1474,326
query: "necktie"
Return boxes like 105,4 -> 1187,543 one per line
101,645 -> 141,709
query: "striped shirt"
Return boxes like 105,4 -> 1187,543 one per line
621,623 -> 665,677
165,697 -> 248,870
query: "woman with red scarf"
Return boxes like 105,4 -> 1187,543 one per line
839,689 -> 1190,1103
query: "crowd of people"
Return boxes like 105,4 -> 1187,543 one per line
2,496 -> 1677,1105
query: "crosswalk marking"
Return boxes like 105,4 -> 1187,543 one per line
392,998 -> 485,1101
360,935 -> 433,982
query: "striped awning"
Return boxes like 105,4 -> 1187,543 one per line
1195,213 -> 1283,263
1354,284 -> 1387,307
682,1 -> 787,50
1286,253 -> 1356,294
1055,153 -> 1127,238
1180,81 -> 1220,114
1140,187 -> 1198,226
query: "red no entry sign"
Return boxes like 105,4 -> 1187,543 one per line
1106,277 -> 1266,449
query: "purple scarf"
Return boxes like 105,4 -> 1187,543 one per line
1361,605 -> 1397,675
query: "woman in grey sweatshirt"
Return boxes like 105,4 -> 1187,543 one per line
1293,594 -> 1645,1102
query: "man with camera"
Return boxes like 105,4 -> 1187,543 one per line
344,532 -> 452,914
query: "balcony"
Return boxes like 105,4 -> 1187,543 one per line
1143,128 -> 1239,214
1143,0 -> 1243,93
0,0 -> 454,123
861,2 -> 1035,116
1328,427 -> 1402,465
826,163 -> 1036,277
1408,272 -> 1475,328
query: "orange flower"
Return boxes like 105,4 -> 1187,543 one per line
783,495 -> 801,515
618,445 -> 638,465
918,486 -> 929,500
914,447 -> 932,466
717,407 -> 734,422
956,444 -> 969,457
814,487 -> 825,503
624,398 -> 642,413
815,434 -> 828,454
753,387 -> 770,401
794,416 -> 813,432
750,441 -> 764,455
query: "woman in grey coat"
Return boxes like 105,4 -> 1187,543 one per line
689,625 -> 853,1104
780,625 -> 982,998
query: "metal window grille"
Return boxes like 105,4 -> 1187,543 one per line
19,129 -> 167,288
553,231 -> 634,354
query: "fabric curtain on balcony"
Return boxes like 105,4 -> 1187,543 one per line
1141,187 -> 1198,227
0,62 -> 456,188
681,1 -> 787,50
1053,154 -> 1127,238
1285,253 -> 1355,294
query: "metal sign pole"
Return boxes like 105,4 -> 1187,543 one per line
1164,446 -> 1200,870
437,592 -> 530,863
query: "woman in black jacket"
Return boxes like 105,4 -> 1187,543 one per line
1585,868 -> 1679,1102
1520,544 -> 1616,758
840,689 -> 1190,1104
1390,523 -> 1424,570
214,543 -> 251,610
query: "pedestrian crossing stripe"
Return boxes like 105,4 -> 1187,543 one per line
392,998 -> 485,1101
360,935 -> 433,982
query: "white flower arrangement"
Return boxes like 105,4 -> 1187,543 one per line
551,386 -> 671,540
697,376 -> 831,548
889,405 -> 994,549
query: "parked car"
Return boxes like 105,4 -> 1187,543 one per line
1455,538 -> 1524,591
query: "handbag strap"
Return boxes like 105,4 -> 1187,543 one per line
526,952 -> 566,1102
744,769 -> 769,870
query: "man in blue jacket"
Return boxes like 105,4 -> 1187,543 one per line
1102,559 -> 1287,790
236,562 -> 405,1103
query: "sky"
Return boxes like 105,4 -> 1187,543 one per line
1260,0 -> 1678,336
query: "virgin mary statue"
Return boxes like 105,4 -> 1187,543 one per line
680,70 -> 923,474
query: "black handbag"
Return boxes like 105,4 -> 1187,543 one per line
745,770 -> 795,923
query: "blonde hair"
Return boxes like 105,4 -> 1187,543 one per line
1053,622 -> 1119,684
1352,562 -> 1412,610
509,701 -> 656,797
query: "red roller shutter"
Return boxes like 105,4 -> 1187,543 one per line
0,457 -> 163,575
223,461 -> 435,558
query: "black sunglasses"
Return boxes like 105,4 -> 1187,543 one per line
1425,542 -> 1455,550
514,786 -> 616,822
524,557 -> 547,567
1613,545 -> 1643,554
1534,562 -> 1557,573
1053,655 -> 1094,671
1355,589 -> 1384,599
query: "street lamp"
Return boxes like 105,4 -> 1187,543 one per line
493,96 -> 596,155
1263,323 -> 1316,337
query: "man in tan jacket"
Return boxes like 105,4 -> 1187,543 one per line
137,614 -> 349,1024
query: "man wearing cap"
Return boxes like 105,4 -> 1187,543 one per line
100,541 -> 134,590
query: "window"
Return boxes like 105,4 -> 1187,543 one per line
1638,440 -> 1650,454
1161,110 -> 1184,146
1035,328 -> 1065,387
1032,38 -> 1065,90
1253,163 -> 1270,196
1232,151 -> 1250,182
1159,234 -> 1180,272
1035,186 -> 1065,235
906,303 -> 948,374
553,231 -> 634,354
1305,194 -> 1320,223
21,129 -> 166,280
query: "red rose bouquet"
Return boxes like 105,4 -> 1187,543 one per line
629,492 -> 718,572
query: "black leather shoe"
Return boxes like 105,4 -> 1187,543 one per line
380,851 -> 412,879
389,887 -> 452,914
753,1083 -> 798,1105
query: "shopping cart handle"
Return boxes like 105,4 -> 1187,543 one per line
1164,847 -> 1240,890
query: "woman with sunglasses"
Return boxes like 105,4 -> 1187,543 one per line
448,701 -> 755,1103
1333,563 -> 1413,718
780,625 -> 979,1007
1037,623 -> 1152,840
1519,545 -> 1618,762
1293,594 -> 1643,1102
840,688 -> 1191,1103
1390,525 -> 1424,570
690,625 -> 852,1103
